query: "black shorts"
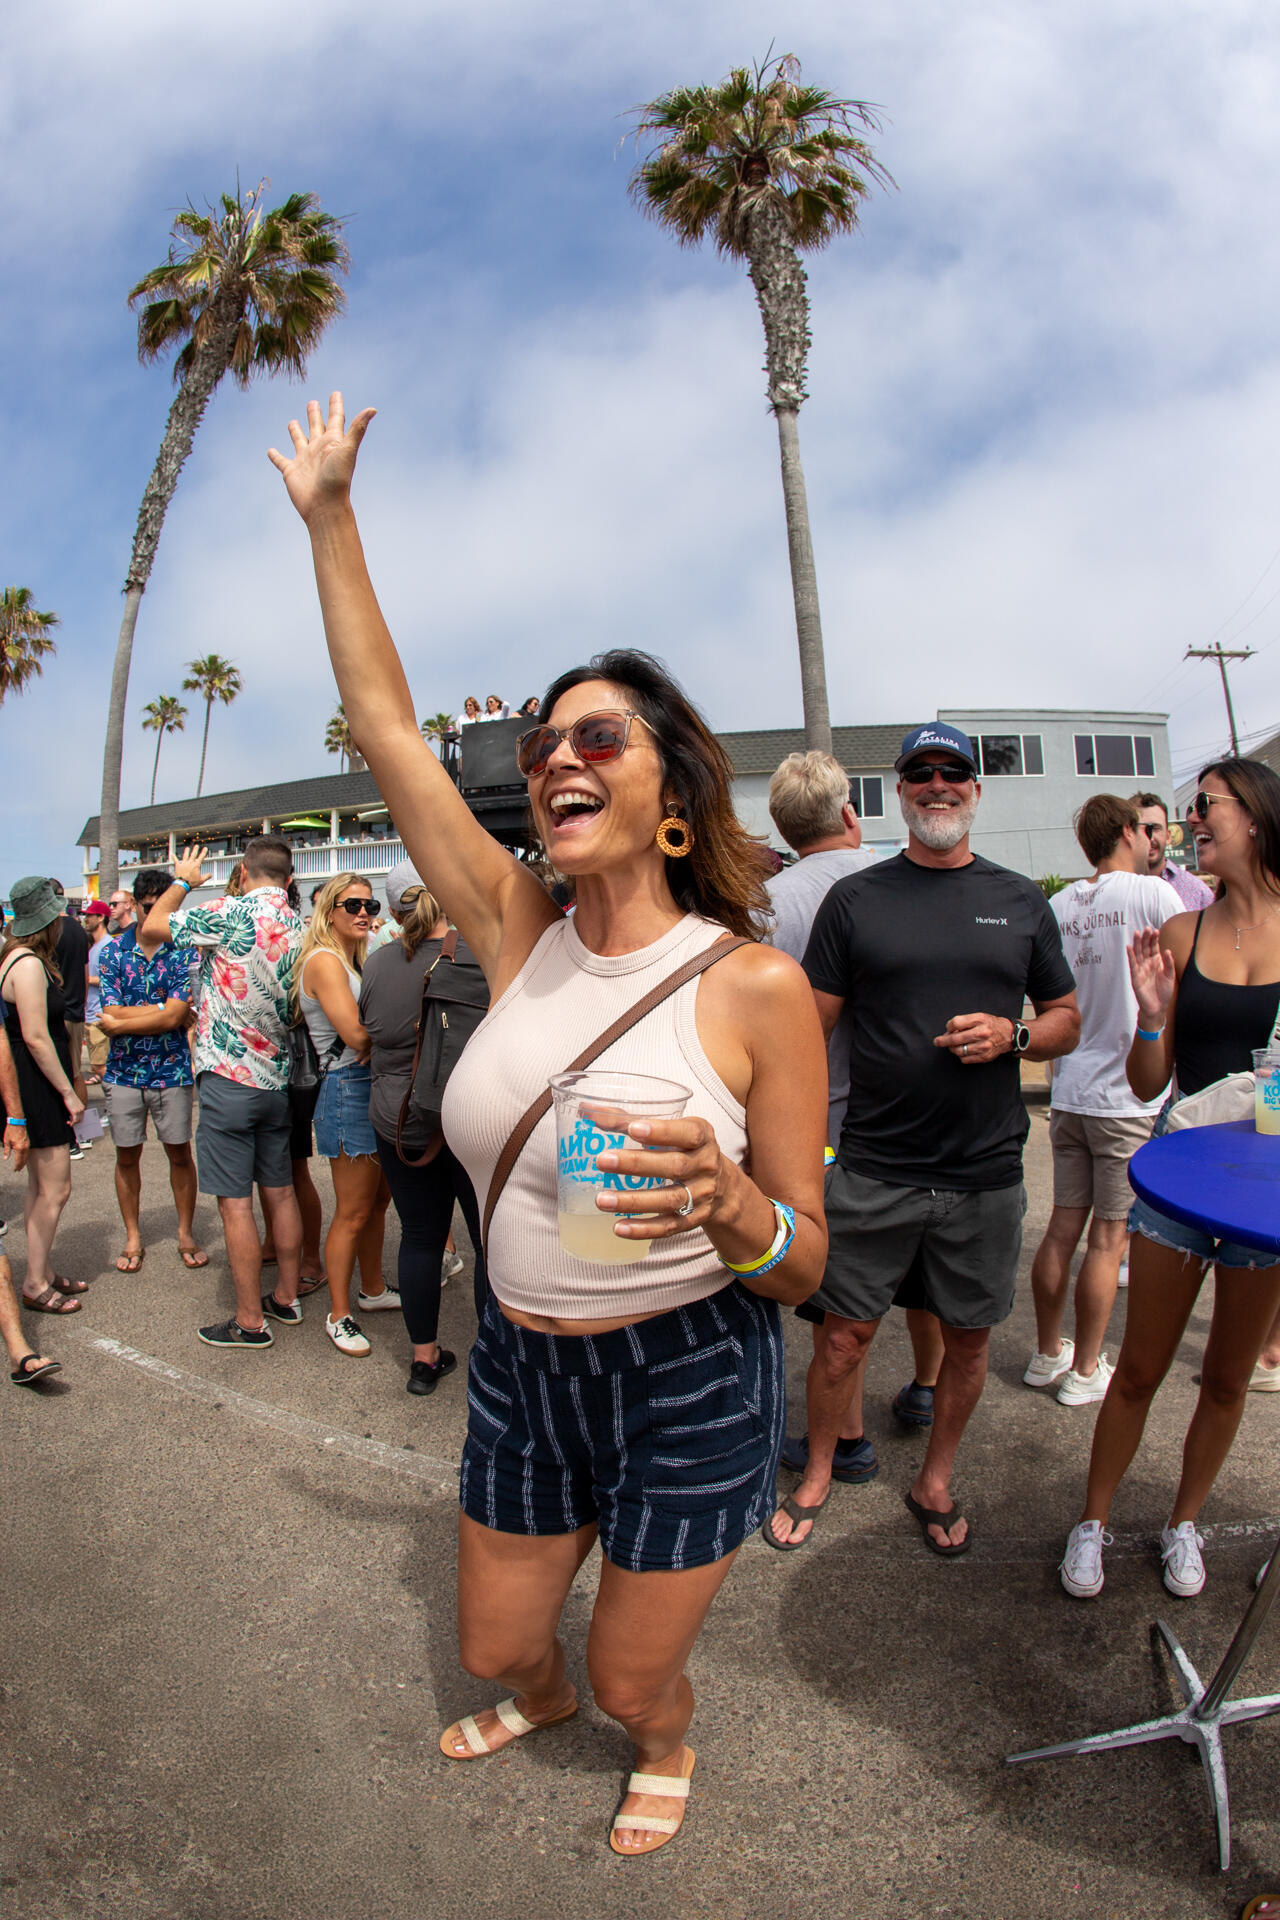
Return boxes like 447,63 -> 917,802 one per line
460,1283 -> 784,1573
805,1162 -> 1026,1330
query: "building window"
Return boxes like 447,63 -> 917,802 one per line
1074,733 -> 1155,779
975,734 -> 1044,777
849,776 -> 884,818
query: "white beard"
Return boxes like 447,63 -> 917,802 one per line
900,789 -> 978,851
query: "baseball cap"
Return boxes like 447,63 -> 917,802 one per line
894,722 -> 978,774
384,859 -> 427,915
83,900 -> 112,919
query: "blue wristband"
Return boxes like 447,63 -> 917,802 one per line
6,1116 -> 26,1127
1135,1026 -> 1165,1041
173,878 -> 191,894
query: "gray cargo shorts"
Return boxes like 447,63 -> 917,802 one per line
104,1081 -> 194,1148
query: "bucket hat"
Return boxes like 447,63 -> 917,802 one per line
7,876 -> 64,938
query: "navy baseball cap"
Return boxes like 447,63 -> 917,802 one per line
895,722 -> 978,774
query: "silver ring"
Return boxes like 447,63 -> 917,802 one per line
961,1044 -> 968,1055
674,1184 -> 695,1217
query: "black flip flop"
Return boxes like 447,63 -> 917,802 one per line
904,1491 -> 972,1557
10,1353 -> 62,1387
761,1490 -> 831,1552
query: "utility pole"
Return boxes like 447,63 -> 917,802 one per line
1183,641 -> 1255,756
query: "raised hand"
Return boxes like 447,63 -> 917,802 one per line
267,392 -> 376,525
1127,926 -> 1175,1023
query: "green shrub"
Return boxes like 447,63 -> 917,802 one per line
1037,874 -> 1068,900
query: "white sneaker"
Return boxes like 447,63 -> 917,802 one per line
1060,1520 -> 1111,1598
1024,1338 -> 1075,1388
1056,1352 -> 1114,1407
1161,1521 -> 1206,1597
443,1251 -> 464,1283
355,1286 -> 402,1313
1116,1262 -> 1129,1289
1248,1359 -> 1280,1392
326,1313 -> 371,1357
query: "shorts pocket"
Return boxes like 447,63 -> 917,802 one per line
641,1339 -> 769,1515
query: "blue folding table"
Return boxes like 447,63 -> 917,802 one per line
1008,1120 -> 1280,1870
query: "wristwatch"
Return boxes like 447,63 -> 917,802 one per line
1011,1020 -> 1031,1055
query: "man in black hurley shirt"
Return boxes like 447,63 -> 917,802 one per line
765,724 -> 1079,1555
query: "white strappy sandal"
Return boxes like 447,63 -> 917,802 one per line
439,1694 -> 576,1760
609,1747 -> 696,1856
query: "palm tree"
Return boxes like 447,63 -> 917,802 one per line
630,54 -> 891,751
0,587 -> 60,703
97,182 -> 349,888
141,694 -> 188,804
182,655 -> 242,796
325,703 -> 354,774
420,711 -> 456,757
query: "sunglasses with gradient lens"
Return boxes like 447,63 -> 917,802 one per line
1185,792 -> 1232,823
900,761 -> 974,786
516,709 -> 650,779
337,897 -> 379,917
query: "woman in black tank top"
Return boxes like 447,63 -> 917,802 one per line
1060,759 -> 1280,1606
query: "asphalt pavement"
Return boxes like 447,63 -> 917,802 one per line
1,1089 -> 1277,1919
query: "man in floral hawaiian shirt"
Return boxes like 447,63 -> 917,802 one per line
98,866 -> 205,1275
140,838 -> 304,1349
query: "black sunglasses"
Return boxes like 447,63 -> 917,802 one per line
1138,820 -> 1161,838
516,709 -> 654,779
337,897 -> 379,917
900,761 -> 974,786
1185,793 -> 1231,823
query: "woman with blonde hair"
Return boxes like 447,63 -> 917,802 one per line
272,396 -> 826,1858
0,877 -> 87,1313
294,872 -> 395,1356
360,862 -> 488,1395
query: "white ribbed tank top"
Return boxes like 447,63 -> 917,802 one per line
442,912 -> 749,1320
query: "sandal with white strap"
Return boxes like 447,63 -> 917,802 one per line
609,1746 -> 696,1856
439,1693 -> 577,1760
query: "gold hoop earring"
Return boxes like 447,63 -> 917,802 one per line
656,814 -> 694,858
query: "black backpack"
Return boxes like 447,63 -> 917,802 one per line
395,929 -> 490,1165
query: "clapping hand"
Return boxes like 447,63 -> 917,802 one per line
1127,927 -> 1175,1025
268,393 -> 377,525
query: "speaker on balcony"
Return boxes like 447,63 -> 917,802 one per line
459,716 -> 525,793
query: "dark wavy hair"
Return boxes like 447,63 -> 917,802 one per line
1198,757 -> 1280,894
538,650 -> 770,938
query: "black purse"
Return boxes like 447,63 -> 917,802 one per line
395,930 -> 490,1165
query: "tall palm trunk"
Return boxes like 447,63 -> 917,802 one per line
196,697 -> 213,797
744,194 -> 832,754
149,726 -> 165,805
97,294 -> 243,890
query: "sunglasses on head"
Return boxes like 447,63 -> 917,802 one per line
1185,793 -> 1232,822
337,897 -> 379,917
900,761 -> 974,786
516,709 -> 654,779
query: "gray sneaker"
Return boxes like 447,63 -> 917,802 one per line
198,1316 -> 272,1349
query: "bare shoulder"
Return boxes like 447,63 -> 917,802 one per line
699,939 -> 811,1014
302,948 -> 350,986
1161,910 -> 1199,954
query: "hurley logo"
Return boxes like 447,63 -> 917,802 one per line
975,916 -> 1008,926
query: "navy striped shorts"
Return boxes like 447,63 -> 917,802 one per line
459,1282 -> 785,1573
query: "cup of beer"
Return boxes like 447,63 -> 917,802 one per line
549,1070 -> 691,1263
1253,1048 -> 1280,1135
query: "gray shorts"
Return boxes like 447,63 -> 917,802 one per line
810,1162 -> 1027,1330
195,1072 -> 292,1198
104,1081 -> 195,1148
1050,1109 -> 1154,1218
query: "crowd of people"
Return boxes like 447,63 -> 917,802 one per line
3,388 -> 1277,1863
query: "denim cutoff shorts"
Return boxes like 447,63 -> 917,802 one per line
1127,1096 -> 1280,1271
313,1061 -> 377,1160
460,1282 -> 785,1573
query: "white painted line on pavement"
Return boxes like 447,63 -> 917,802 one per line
85,1335 -> 459,1495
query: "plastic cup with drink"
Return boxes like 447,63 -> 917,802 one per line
550,1070 -> 691,1263
1253,1047 -> 1280,1136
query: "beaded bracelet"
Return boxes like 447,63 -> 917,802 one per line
720,1200 -> 796,1279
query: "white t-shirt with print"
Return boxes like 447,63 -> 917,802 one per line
1050,870 -> 1184,1115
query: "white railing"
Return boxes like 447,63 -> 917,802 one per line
109,837 -> 405,887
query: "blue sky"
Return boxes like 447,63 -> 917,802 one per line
5,0 -> 1280,888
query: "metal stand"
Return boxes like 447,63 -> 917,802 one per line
1008,1544 -> 1280,1870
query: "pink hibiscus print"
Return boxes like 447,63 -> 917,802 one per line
225,1063 -> 255,1086
243,1027 -> 277,1056
256,918 -> 293,962
213,956 -> 248,1001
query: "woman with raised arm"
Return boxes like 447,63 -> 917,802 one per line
271,395 -> 827,1857
1060,758 -> 1280,1604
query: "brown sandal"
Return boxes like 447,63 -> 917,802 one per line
24,1285 -> 81,1314
52,1272 -> 89,1295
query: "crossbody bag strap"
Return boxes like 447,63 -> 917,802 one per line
481,934 -> 749,1262
395,929 -> 460,1166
